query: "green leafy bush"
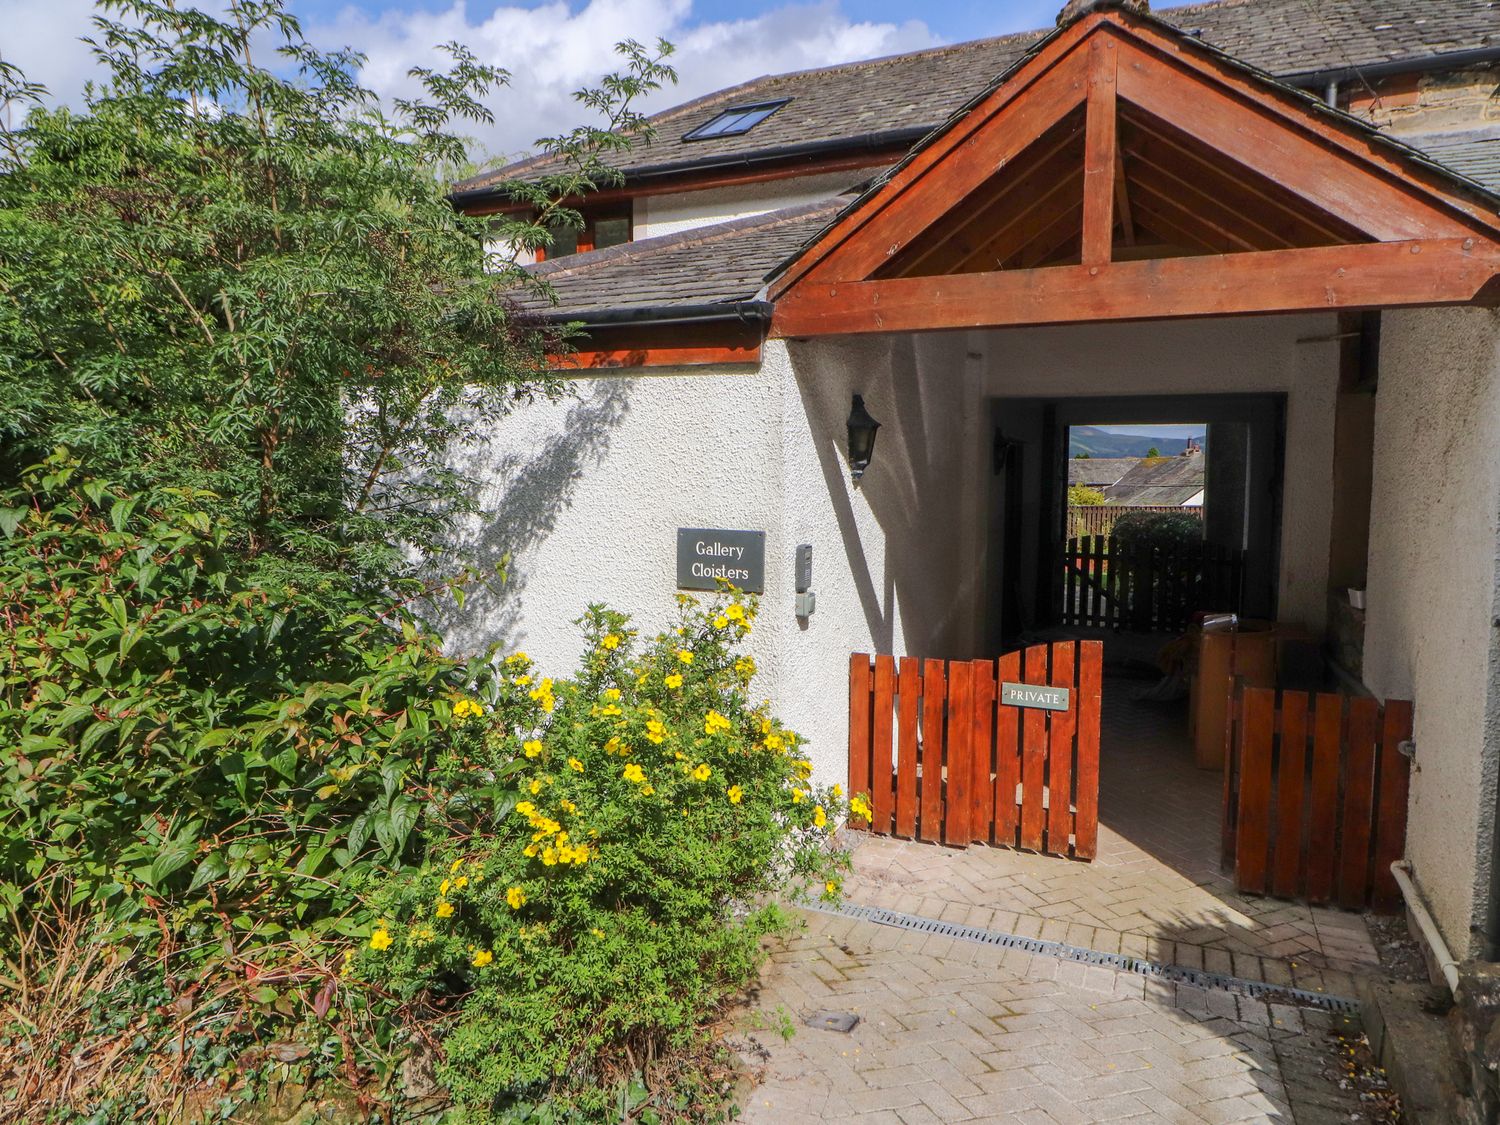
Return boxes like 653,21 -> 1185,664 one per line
356,598 -> 850,1122
1110,508 -> 1204,548
0,460 -> 852,1121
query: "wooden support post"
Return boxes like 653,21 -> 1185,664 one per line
1082,36 -> 1118,266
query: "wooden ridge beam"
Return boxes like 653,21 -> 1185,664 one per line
771,238 -> 1500,337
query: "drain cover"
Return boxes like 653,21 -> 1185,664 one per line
805,1010 -> 860,1033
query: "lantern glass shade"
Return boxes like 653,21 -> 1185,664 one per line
847,394 -> 881,479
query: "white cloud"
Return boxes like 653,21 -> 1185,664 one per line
307,0 -> 942,164
2,0 -> 941,164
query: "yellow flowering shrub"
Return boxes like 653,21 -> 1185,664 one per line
357,593 -> 849,1122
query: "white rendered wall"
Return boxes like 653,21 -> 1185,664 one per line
446,316 -> 1341,790
1364,307 -> 1500,956
634,171 -> 864,241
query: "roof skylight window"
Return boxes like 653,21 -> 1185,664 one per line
683,100 -> 790,142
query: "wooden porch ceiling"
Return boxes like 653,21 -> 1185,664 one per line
768,10 -> 1500,338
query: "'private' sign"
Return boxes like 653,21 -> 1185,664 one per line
1000,682 -> 1071,712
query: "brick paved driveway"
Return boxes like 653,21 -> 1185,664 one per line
737,910 -> 1379,1124
735,687 -> 1391,1122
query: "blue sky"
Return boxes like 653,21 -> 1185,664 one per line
9,0 -> 1196,158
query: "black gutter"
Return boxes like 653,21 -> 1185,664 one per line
1279,45 -> 1500,91
537,300 -> 775,332
450,129 -> 929,209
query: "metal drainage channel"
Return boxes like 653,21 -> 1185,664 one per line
806,900 -> 1359,1015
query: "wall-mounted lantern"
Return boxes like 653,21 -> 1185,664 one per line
846,394 -> 881,481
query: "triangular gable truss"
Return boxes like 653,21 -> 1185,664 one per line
769,9 -> 1500,337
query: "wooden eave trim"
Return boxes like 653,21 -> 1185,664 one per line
545,319 -> 766,370
549,342 -> 763,370
459,146 -> 904,218
769,238 -> 1500,338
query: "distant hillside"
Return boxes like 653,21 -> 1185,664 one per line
1069,426 -> 1197,459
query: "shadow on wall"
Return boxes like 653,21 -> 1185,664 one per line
430,379 -> 634,653
791,335 -> 978,660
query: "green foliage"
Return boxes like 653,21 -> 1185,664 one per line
356,596 -> 849,1122
0,455 -> 484,936
0,0 -> 674,591
1145,446 -> 1161,458
1068,484 -> 1106,506
1110,508 -> 1204,548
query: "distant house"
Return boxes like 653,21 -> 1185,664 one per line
1068,458 -> 1139,490
1105,450 -> 1206,507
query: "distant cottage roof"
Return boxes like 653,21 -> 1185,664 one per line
1106,452 -> 1208,507
457,0 -> 1500,196
1069,459 -> 1141,488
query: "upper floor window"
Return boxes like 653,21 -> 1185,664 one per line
683,99 -> 791,142
538,204 -> 632,261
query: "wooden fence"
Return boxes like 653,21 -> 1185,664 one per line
1061,535 -> 1245,632
848,641 -> 1103,860
1222,686 -> 1413,912
1067,504 -> 1202,540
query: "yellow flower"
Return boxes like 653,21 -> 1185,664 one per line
453,875 -> 469,891
825,880 -> 839,896
814,805 -> 828,829
411,925 -> 435,944
453,698 -> 484,719
764,733 -> 784,752
692,763 -> 712,782
560,798 -> 578,814
704,710 -> 732,736
645,719 -> 668,744
713,615 -> 730,629
601,633 -> 622,650
529,778 -> 543,795
795,759 -> 813,780
849,795 -> 873,820
523,739 -> 543,759
542,847 -> 558,866
592,927 -> 605,938
524,843 -> 539,857
734,656 -> 755,679
831,784 -> 843,799
341,948 -> 355,977
471,949 -> 494,968
440,878 -> 451,895
641,785 -> 655,796
791,788 -> 805,804
369,928 -> 392,951
515,801 -> 536,817
604,688 -> 622,701
568,757 -> 585,773
623,763 -> 646,784
727,784 -> 743,804
507,886 -> 527,909
676,650 -> 694,665
514,673 -> 533,686
725,604 -> 746,621
664,673 -> 683,690
505,652 -> 530,666
435,900 -> 454,918
450,857 -> 465,873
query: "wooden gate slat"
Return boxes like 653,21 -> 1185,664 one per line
970,660 -> 996,844
1272,690 -> 1309,899
993,650 -> 1023,848
1020,644 -> 1049,851
946,661 -> 973,846
919,659 -> 945,842
1372,699 -> 1414,912
1306,693 -> 1343,904
1045,642 -> 1077,857
871,655 -> 896,836
895,656 -> 920,838
848,654 -> 872,828
1074,640 -> 1103,860
1235,687 -> 1275,895
1338,696 -> 1381,910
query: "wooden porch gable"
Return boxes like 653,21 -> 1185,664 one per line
769,9 -> 1500,337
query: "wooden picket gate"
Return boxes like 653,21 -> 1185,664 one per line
1222,686 -> 1413,912
848,641 -> 1103,860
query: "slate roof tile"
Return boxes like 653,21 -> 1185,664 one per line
459,0 -> 1500,192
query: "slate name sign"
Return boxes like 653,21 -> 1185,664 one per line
1000,682 -> 1071,712
676,528 -> 766,594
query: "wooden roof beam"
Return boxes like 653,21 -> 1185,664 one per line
1082,36 -> 1119,266
771,238 -> 1500,337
